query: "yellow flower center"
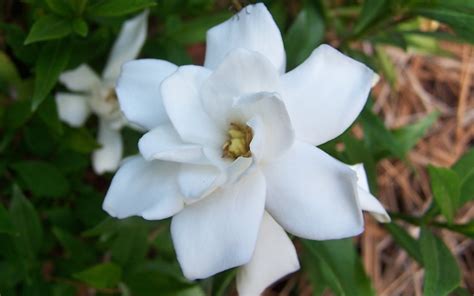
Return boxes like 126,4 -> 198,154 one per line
105,89 -> 118,103
222,123 -> 253,159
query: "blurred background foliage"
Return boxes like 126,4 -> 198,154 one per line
0,0 -> 473,295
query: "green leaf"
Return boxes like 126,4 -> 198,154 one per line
87,0 -> 155,17
52,227 -> 95,264
437,221 -> 474,238
452,148 -> 474,178
452,149 -> 474,204
74,262 -> 122,289
393,112 -> 439,154
354,0 -> 389,35
72,19 -> 88,37
32,40 -> 71,110
360,108 -> 404,159
45,0 -> 73,16
428,166 -> 461,224
166,13 -> 231,45
9,185 -> 43,257
413,8 -> 474,42
0,204 -> 15,235
0,51 -> 21,88
302,239 -> 375,296
4,100 -> 32,131
37,94 -> 63,135
420,227 -> 460,296
25,15 -> 73,44
0,23 -> 39,65
126,262 -> 201,296
111,218 -> 148,268
11,161 -> 70,198
384,222 -> 422,263
375,46 -> 397,86
63,127 -> 100,154
284,7 -> 325,70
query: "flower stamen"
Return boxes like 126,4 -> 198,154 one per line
222,123 -> 252,159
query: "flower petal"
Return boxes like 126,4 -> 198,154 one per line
138,124 -> 207,164
350,164 -> 390,223
201,49 -> 280,128
59,64 -> 101,92
103,155 -> 183,220
161,65 -> 225,147
204,3 -> 286,74
102,10 -> 148,82
281,44 -> 375,146
117,59 -> 178,130
263,141 -> 364,240
177,164 -> 223,202
236,212 -> 299,296
55,92 -> 91,127
233,92 -> 294,163
171,168 -> 266,280
92,119 -> 123,174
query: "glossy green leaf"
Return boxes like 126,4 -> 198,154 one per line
0,204 -> 15,235
72,19 -> 88,37
452,148 -> 474,203
360,108 -> 404,159
413,8 -> 474,42
393,112 -> 439,154
111,218 -> 148,268
354,0 -> 389,35
284,7 -> 325,70
375,46 -> 397,86
428,166 -> 461,224
32,40 -> 71,110
11,160 -> 70,198
126,262 -> 202,296
63,127 -> 100,154
384,222 -> 422,263
0,51 -> 21,88
438,221 -> 474,238
9,185 -> 43,258
45,0 -> 73,16
73,262 -> 122,289
452,148 -> 474,178
25,15 -> 72,44
302,239 -> 375,296
420,227 -> 460,296
53,227 -> 95,264
166,12 -> 231,45
87,0 -> 155,17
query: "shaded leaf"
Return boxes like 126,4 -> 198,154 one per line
11,160 -> 70,198
393,112 -> 439,154
284,7 -> 325,70
0,204 -> 15,235
384,222 -> 422,263
354,0 -> 389,35
428,166 -> 461,224
302,239 -> 375,296
87,0 -> 155,17
73,262 -> 122,289
72,19 -> 88,37
32,40 -> 71,110
25,15 -> 72,44
9,185 -> 43,258
420,227 -> 460,296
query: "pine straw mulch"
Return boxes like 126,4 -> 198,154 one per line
260,43 -> 474,295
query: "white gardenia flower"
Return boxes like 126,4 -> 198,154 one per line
55,11 -> 148,174
103,4 -> 390,296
